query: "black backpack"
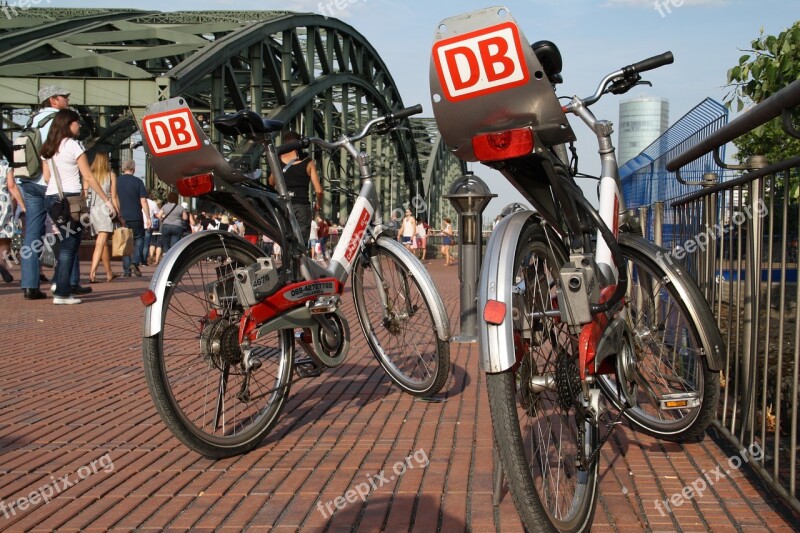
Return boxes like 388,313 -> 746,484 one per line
11,113 -> 54,179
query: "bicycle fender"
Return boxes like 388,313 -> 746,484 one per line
143,231 -> 260,338
619,233 -> 725,372
478,210 -> 538,373
375,236 -> 451,342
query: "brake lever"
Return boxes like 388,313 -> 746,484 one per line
607,73 -> 644,95
373,120 -> 396,136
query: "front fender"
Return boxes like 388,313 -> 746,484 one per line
478,210 -> 538,373
142,231 -> 261,337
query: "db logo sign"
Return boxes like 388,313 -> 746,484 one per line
142,109 -> 201,156
433,22 -> 528,102
345,208 -> 371,263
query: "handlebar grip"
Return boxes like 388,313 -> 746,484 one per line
627,51 -> 674,74
276,138 -> 308,155
388,104 -> 423,120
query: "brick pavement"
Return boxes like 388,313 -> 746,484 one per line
1,258 -> 797,532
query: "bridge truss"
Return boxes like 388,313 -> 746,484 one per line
0,8 -> 465,225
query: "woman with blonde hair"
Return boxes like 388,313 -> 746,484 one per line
87,152 -> 120,282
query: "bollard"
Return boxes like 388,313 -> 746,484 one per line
444,173 -> 496,343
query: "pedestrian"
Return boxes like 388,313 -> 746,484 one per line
41,109 -> 116,304
317,216 -> 330,259
17,86 -> 69,300
416,217 -> 428,261
0,160 -> 25,283
142,192 -> 159,265
87,152 -> 120,283
399,209 -> 416,251
116,160 -> 150,277
309,216 -> 319,258
268,130 -> 323,246
148,199 -> 163,266
159,191 -> 188,254
441,217 -> 454,266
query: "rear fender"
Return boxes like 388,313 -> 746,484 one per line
478,210 -> 538,373
142,231 -> 262,337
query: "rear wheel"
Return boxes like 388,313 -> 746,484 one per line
486,222 -> 600,532
143,235 -> 294,458
352,237 -> 450,396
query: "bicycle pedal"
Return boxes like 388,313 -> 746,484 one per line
308,295 -> 340,315
659,392 -> 701,410
294,357 -> 324,378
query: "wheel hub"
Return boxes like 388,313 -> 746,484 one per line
555,352 -> 581,412
200,318 -> 243,368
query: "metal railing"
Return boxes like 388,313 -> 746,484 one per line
655,79 -> 800,513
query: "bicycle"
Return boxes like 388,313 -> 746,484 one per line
430,7 -> 723,532
138,98 -> 450,458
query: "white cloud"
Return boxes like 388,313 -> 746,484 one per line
602,0 -> 729,7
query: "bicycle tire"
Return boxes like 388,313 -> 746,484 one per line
597,234 -> 720,442
351,236 -> 450,397
485,222 -> 599,533
143,236 -> 294,458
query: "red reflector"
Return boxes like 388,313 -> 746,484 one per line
483,300 -> 507,325
141,290 -> 158,307
176,173 -> 214,197
472,128 -> 533,162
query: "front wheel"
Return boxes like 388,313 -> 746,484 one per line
597,234 -> 720,442
143,235 -> 294,458
351,236 -> 450,397
485,222 -> 599,533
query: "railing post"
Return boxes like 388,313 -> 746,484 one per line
741,157 -> 767,437
653,201 -> 664,248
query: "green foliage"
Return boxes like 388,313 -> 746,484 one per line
725,21 -> 800,172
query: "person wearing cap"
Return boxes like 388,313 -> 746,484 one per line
19,86 -> 74,300
116,159 -> 150,277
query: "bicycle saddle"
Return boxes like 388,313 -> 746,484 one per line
531,40 -> 563,85
213,110 -> 284,137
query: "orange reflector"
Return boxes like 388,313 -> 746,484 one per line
176,173 -> 214,197
472,127 -> 533,161
141,289 -> 158,307
663,400 -> 689,409
483,299 -> 507,325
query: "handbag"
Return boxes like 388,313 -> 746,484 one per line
49,160 -> 88,225
112,226 -> 134,258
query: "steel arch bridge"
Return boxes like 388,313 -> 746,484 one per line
0,8 -> 465,226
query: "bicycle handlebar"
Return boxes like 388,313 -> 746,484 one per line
275,104 -> 423,153
625,51 -> 674,76
566,51 -> 673,110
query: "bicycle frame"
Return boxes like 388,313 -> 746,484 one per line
139,98 -> 448,345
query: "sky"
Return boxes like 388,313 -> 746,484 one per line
52,0 -> 799,220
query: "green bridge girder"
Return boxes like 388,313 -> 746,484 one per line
0,8 -> 465,226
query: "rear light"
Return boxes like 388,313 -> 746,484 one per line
483,299 -> 507,325
141,289 -> 158,307
176,173 -> 214,197
472,127 -> 533,161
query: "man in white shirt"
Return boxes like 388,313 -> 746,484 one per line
19,86 -> 73,300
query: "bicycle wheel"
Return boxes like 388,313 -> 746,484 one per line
351,236 -> 450,396
143,235 -> 294,458
486,223 -> 599,533
597,234 -> 720,442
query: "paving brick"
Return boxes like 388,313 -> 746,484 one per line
0,260 -> 796,531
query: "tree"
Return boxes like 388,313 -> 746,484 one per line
725,21 -> 800,168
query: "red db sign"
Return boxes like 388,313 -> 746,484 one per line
433,22 -> 529,102
142,109 -> 201,156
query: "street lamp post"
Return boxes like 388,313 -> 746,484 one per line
444,173 -> 496,342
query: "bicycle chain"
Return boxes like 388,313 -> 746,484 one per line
585,403 -> 629,468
